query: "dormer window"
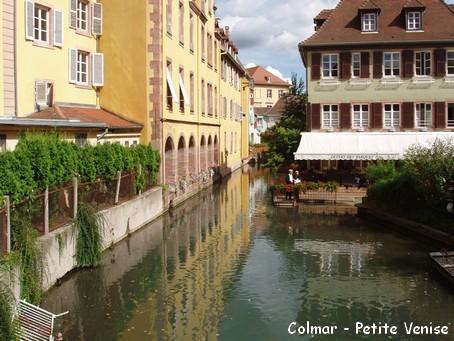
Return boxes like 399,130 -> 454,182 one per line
362,12 -> 377,32
406,11 -> 422,30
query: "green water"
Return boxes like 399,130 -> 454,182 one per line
42,167 -> 453,341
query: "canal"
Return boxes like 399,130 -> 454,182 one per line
42,166 -> 453,341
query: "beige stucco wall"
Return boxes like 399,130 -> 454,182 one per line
98,0 -> 150,143
16,0 -> 100,117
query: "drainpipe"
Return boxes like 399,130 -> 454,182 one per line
97,128 -> 108,141
13,0 -> 18,116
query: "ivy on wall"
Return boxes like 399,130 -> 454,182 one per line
0,132 -> 161,203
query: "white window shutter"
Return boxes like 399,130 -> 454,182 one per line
54,10 -> 64,46
35,80 -> 47,105
92,3 -> 103,35
69,0 -> 77,28
92,53 -> 104,87
25,0 -> 35,40
69,48 -> 77,83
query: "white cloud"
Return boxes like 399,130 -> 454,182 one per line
217,0 -> 340,79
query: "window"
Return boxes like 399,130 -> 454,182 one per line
201,79 -> 205,115
352,53 -> 361,77
75,133 -> 87,147
25,1 -> 63,46
407,11 -> 422,30
415,51 -> 431,76
69,48 -> 104,87
384,104 -> 400,128
166,0 -> 172,34
384,52 -> 400,77
278,90 -> 284,98
447,103 -> 454,127
362,13 -> 377,32
179,69 -> 189,112
322,104 -> 339,128
322,54 -> 338,78
266,89 -> 272,98
179,2 -> 184,44
447,51 -> 454,76
190,72 -> 194,112
166,63 -> 177,110
0,134 -> 6,152
69,0 -> 102,35
76,0 -> 88,31
189,13 -> 194,51
76,51 -> 88,84
352,104 -> 369,128
415,103 -> 432,127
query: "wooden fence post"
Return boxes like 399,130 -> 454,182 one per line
5,195 -> 10,253
44,188 -> 49,235
73,177 -> 78,218
115,171 -> 121,204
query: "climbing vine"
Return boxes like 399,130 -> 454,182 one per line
0,284 -> 16,341
73,203 -> 106,268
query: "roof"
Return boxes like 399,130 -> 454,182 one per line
300,0 -> 454,49
315,9 -> 334,20
254,95 -> 299,117
247,66 -> 290,86
26,106 -> 142,130
294,131 -> 454,160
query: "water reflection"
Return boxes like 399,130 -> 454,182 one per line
43,167 -> 454,341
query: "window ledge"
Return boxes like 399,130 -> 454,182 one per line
349,79 -> 372,85
443,77 -> 454,83
380,79 -> 403,85
318,79 -> 341,87
412,78 -> 434,84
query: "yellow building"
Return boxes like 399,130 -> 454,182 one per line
1,0 -> 141,150
99,0 -> 250,205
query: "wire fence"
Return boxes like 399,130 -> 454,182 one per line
0,168 -> 157,257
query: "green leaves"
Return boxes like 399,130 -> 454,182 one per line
0,132 -> 160,202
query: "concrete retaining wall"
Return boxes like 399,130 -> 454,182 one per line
40,187 -> 163,291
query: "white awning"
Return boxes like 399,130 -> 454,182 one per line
294,132 -> 453,160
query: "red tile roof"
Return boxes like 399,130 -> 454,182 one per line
300,0 -> 454,48
28,106 -> 142,129
247,66 -> 290,86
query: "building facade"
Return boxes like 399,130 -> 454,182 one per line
247,65 -> 290,144
1,0 -> 140,149
99,0 -> 250,200
298,0 -> 454,172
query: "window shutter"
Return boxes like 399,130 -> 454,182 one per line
341,103 -> 351,129
401,102 -> 414,128
311,53 -> 321,81
166,67 -> 178,103
25,0 -> 34,40
35,80 -> 47,105
435,102 -> 446,128
372,102 -> 382,128
434,49 -> 446,77
92,3 -> 103,35
92,53 -> 104,87
340,52 -> 351,80
311,103 -> 321,130
360,52 -> 370,78
402,50 -> 414,78
69,48 -> 77,83
70,0 -> 77,28
373,51 -> 382,79
54,10 -> 64,47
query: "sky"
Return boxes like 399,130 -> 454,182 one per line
216,0 -> 454,83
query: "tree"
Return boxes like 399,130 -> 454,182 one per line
261,73 -> 307,169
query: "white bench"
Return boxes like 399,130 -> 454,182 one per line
15,299 -> 68,341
